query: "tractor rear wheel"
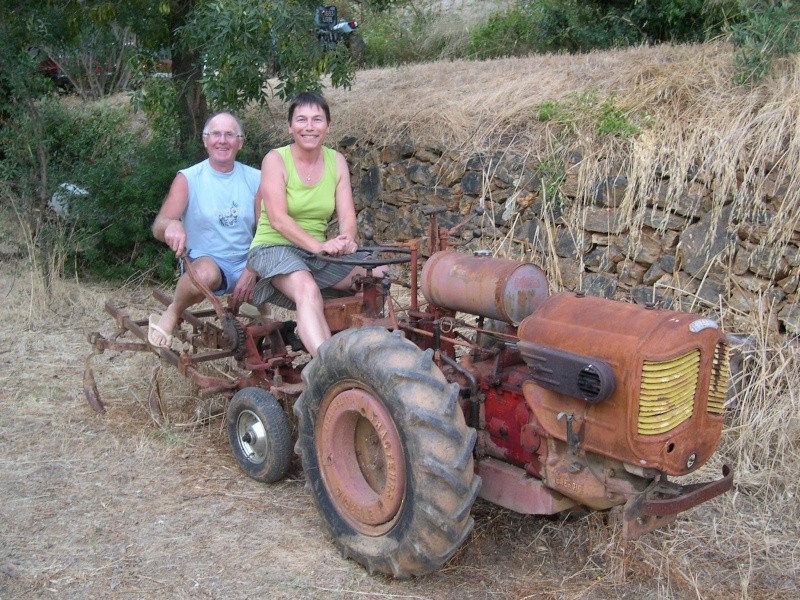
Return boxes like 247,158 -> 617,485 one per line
227,387 -> 292,483
294,327 -> 480,578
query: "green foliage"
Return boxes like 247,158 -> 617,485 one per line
597,100 -> 639,138
467,0 -> 639,59
535,92 -> 644,139
0,97 -> 187,281
623,0 -> 721,43
533,154 -> 567,215
180,0 -> 356,106
361,7 -> 433,66
466,4 -> 541,59
130,76 -> 181,144
0,7 -> 54,122
536,100 -> 570,123
728,1 -> 800,84
364,0 -> 739,66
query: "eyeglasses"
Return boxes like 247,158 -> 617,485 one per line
203,131 -> 244,141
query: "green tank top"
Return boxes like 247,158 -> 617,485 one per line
251,145 -> 337,247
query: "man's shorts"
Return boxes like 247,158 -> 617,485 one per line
248,244 -> 364,309
183,254 -> 247,296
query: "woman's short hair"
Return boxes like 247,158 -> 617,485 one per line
288,92 -> 331,124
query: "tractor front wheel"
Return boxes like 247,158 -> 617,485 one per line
294,327 -> 480,578
227,387 -> 292,483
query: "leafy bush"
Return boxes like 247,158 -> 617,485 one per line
466,4 -> 541,59
0,97 -> 188,281
362,0 -> 741,66
467,1 -> 640,59
728,0 -> 800,83
361,8 -> 431,66
623,0 -> 722,44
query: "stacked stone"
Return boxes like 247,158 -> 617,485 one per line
339,138 -> 800,335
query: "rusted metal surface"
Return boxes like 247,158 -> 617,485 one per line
83,355 -> 104,414
475,457 -> 576,515
148,365 -> 164,422
541,439 -> 648,511
315,386 -> 406,534
519,291 -> 727,477
323,295 -> 368,332
420,251 -> 549,325
640,464 -> 733,516
621,465 -> 732,539
180,253 -> 227,320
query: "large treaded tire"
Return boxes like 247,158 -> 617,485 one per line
294,327 -> 480,578
227,387 -> 292,484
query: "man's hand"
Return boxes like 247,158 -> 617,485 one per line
231,266 -> 258,310
163,219 -> 187,255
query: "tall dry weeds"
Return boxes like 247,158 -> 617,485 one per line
3,188 -> 76,322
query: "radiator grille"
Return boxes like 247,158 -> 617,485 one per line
707,342 -> 730,414
638,350 -> 700,435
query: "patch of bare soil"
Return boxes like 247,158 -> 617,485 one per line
0,251 -> 790,599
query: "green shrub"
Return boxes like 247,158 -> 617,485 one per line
536,100 -> 570,123
0,97 -> 188,281
728,1 -> 800,83
536,92 -> 644,138
361,8 -> 429,66
466,5 -> 540,59
597,99 -> 639,138
467,0 -> 641,59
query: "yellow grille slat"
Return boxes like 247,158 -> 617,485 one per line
638,349 -> 700,435
707,343 -> 730,414
638,405 -> 693,433
641,353 -> 700,372
640,377 -> 698,396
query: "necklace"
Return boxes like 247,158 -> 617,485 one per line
301,160 -> 317,182
293,146 -> 319,183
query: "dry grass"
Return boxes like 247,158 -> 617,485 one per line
2,42 -> 799,597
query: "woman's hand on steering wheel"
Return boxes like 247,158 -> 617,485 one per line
320,234 -> 357,257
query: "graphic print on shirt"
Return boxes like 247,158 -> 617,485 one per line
216,201 -> 239,227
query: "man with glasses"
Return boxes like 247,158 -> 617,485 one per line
148,112 -> 261,348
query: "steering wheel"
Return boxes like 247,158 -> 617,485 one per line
316,245 -> 413,267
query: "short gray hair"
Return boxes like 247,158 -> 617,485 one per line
202,112 -> 245,136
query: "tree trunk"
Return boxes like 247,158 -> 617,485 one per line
169,0 -> 207,158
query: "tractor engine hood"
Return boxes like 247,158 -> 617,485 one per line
516,292 -> 729,477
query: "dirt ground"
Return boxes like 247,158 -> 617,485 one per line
0,253 -> 790,600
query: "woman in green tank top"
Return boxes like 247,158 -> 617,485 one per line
248,92 -> 384,356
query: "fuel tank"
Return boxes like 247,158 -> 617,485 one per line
420,251 -> 549,325
517,292 -> 729,476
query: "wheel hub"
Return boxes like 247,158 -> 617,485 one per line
237,409 -> 267,464
317,387 -> 406,535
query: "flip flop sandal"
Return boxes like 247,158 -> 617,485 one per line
148,314 -> 174,348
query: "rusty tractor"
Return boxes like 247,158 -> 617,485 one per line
84,206 -> 733,578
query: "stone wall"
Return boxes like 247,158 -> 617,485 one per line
339,137 -> 800,335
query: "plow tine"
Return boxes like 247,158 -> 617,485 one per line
83,354 -> 105,414
148,365 -> 164,423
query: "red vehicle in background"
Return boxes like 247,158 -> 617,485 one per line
29,47 -> 72,89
